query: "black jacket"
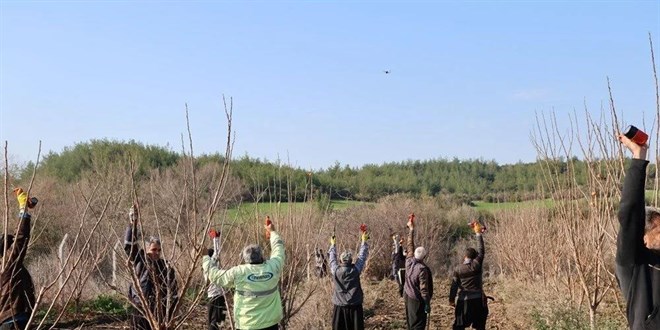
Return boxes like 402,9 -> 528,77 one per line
124,226 -> 179,322
0,214 -> 35,324
450,234 -> 485,302
615,159 -> 660,329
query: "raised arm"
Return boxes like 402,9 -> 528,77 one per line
328,235 -> 338,276
475,233 -> 485,265
7,213 -> 31,270
124,224 -> 142,263
616,135 -> 649,265
355,231 -> 369,273
203,257 -> 237,288
406,226 -> 415,259
267,231 -> 285,273
6,189 -> 34,270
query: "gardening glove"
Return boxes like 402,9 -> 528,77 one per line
330,235 -> 336,246
207,248 -> 214,258
14,188 -> 28,211
424,303 -> 431,314
470,220 -> 484,235
361,231 -> 369,242
360,224 -> 369,242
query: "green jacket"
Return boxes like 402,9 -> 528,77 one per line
203,231 -> 285,329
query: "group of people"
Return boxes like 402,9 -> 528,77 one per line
1,133 -> 659,330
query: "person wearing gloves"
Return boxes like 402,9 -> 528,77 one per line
0,188 -> 37,330
403,214 -> 433,330
203,218 -> 284,330
328,225 -> 369,330
615,133 -> 660,329
205,229 -> 227,330
449,221 -> 487,330
124,205 -> 179,330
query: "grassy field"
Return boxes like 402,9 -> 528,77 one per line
225,200 -> 371,220
224,191 -> 659,220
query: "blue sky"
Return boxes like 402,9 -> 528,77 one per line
1,1 -> 659,170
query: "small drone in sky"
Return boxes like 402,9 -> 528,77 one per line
383,70 -> 391,74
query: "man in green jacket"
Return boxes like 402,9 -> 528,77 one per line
203,219 -> 284,330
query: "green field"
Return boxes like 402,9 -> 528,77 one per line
225,200 -> 371,220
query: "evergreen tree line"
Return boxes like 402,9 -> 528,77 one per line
18,139 -> 657,203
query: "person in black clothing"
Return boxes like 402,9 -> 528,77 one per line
615,133 -> 660,330
0,188 -> 36,330
391,234 -> 405,297
124,205 -> 179,330
329,227 -> 370,330
449,222 -> 487,330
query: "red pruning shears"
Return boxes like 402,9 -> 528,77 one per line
408,213 -> 415,225
265,216 -> 272,239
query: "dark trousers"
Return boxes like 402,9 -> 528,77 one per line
404,295 -> 427,330
453,297 -> 488,330
332,304 -> 364,330
208,295 -> 227,330
131,311 -> 152,330
0,320 -> 28,330
396,268 -> 406,297
237,325 -> 278,330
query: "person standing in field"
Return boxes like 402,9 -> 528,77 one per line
449,221 -> 487,330
328,225 -> 370,330
403,214 -> 433,330
0,188 -> 36,330
615,133 -> 660,329
203,218 -> 284,330
391,234 -> 406,297
205,229 -> 227,330
124,204 -> 179,330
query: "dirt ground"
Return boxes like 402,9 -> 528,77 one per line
51,277 -> 524,330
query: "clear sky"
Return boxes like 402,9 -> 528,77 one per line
1,0 -> 659,170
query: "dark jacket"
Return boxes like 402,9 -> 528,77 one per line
615,159 -> 660,329
403,229 -> 433,304
0,213 -> 35,324
124,226 -> 179,323
449,234 -> 485,302
329,243 -> 369,306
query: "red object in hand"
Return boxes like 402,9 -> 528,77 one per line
360,224 -> 367,233
265,216 -> 272,239
208,228 -> 218,239
409,213 -> 415,224
624,125 -> 649,146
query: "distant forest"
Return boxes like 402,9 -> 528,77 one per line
16,139 -> 657,203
